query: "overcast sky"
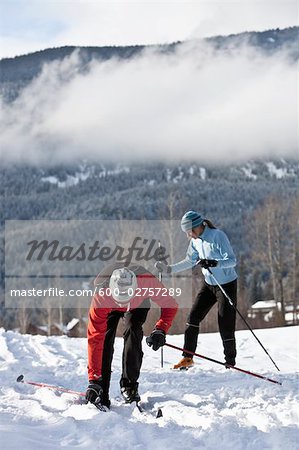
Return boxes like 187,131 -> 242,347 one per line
0,0 -> 298,58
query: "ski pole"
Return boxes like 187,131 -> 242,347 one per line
202,265 -> 280,372
16,374 -> 86,396
164,343 -> 282,385
158,240 -> 164,369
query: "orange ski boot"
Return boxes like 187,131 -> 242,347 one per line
173,357 -> 194,370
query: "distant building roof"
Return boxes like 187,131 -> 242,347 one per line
251,301 -> 298,312
66,318 -> 80,331
251,300 -> 277,309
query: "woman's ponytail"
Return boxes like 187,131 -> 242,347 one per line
203,219 -> 217,229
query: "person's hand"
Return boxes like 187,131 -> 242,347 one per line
155,261 -> 172,274
198,259 -> 218,269
146,329 -> 166,351
85,380 -> 103,407
154,246 -> 168,262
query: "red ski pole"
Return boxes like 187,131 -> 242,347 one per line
165,343 -> 282,385
16,374 -> 86,396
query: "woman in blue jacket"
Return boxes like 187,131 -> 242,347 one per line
156,210 -> 238,370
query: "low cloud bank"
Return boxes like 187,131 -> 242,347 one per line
0,41 -> 297,165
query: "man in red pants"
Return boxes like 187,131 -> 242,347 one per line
86,263 -> 178,409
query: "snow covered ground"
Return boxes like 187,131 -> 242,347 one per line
0,326 -> 298,450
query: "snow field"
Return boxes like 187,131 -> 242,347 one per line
0,326 -> 298,450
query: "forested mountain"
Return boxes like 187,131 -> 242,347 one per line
1,158 -> 298,258
1,158 -> 298,332
0,26 -> 298,102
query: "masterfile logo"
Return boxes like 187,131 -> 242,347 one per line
5,219 -> 192,309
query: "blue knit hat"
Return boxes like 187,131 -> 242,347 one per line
181,210 -> 204,232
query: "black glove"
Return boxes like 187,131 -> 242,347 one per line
154,246 -> 167,261
155,261 -> 172,274
198,259 -> 218,269
86,379 -> 104,408
146,329 -> 166,351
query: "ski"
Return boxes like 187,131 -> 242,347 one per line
170,364 -> 194,371
94,403 -> 109,412
171,365 -> 194,371
135,402 -> 163,418
17,375 -> 162,417
114,396 -> 163,418
16,374 -> 86,396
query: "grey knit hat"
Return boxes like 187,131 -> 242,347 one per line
181,210 -> 204,232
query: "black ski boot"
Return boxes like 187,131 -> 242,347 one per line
120,381 -> 140,403
223,338 -> 236,368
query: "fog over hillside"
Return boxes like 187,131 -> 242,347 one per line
0,27 -> 298,165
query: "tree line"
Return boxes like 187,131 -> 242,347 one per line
2,190 -> 297,336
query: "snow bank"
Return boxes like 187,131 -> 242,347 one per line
0,326 -> 298,450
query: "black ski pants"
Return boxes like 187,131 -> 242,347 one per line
100,299 -> 150,398
183,279 -> 237,362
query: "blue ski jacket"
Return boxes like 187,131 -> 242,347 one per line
170,226 -> 237,286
